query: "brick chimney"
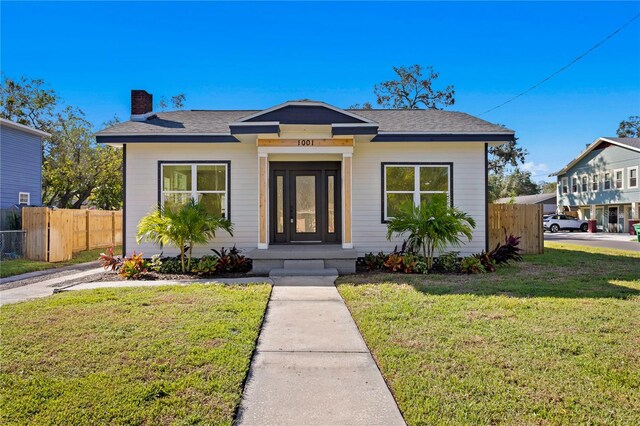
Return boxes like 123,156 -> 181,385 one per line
131,90 -> 153,121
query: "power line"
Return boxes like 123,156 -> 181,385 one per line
479,13 -> 640,116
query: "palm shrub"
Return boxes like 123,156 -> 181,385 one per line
385,194 -> 476,272
136,199 -> 233,273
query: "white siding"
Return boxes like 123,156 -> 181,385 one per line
351,141 -> 486,256
125,141 -> 487,257
126,143 -> 259,256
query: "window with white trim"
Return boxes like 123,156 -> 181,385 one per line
581,175 -> 588,192
161,163 -> 229,217
604,172 -> 612,190
628,166 -> 638,189
18,192 -> 30,205
571,177 -> 578,193
591,174 -> 599,191
614,169 -> 624,190
561,177 -> 568,194
383,164 -> 450,220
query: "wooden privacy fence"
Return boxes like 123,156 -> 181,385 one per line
488,204 -> 544,255
22,207 -> 122,262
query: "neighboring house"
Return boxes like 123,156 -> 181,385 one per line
551,137 -> 640,233
494,192 -> 557,214
0,118 -> 50,209
97,90 -> 515,272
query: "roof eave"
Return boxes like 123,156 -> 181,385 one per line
0,118 -> 51,138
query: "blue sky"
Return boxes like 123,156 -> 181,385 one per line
2,1 -> 639,182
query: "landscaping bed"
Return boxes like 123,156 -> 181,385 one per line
0,283 -> 271,425
337,243 -> 640,424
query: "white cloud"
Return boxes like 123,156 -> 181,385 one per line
522,161 -> 549,177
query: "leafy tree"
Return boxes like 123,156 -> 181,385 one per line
488,124 -> 527,175
1,75 -> 123,209
489,168 -> 540,201
355,64 -> 455,110
136,199 -> 234,272
617,116 -> 640,138
539,181 -> 557,194
158,93 -> 187,111
386,194 -> 475,271
0,75 -> 57,132
348,102 -> 373,109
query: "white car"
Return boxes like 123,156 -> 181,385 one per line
543,214 -> 588,233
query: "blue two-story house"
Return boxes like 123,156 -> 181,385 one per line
0,118 -> 50,209
552,137 -> 640,233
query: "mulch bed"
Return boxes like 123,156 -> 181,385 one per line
90,271 -> 267,282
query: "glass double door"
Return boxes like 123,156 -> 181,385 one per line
270,162 -> 341,243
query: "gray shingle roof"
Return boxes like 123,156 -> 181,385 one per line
603,137 -> 640,150
97,107 -> 513,135
348,109 -> 512,133
494,193 -> 557,205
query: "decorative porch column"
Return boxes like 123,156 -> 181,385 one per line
258,154 -> 268,249
342,153 -> 353,249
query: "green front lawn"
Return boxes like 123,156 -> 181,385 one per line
0,283 -> 271,425
0,245 -> 121,278
338,243 -> 640,424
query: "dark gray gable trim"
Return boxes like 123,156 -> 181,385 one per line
372,133 -> 515,143
229,124 -> 280,134
246,105 -> 369,125
97,135 -> 239,144
157,160 -> 232,220
332,126 -> 379,136
380,162 -> 454,224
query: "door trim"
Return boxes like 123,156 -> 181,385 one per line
269,161 -> 342,244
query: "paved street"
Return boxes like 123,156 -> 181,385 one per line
545,231 -> 640,251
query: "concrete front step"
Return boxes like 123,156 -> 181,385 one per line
248,245 -> 357,275
269,268 -> 339,278
283,259 -> 325,270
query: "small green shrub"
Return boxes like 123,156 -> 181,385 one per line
192,256 -> 219,276
435,251 -> 460,273
414,261 -> 428,274
158,258 -> 183,274
460,256 -> 485,274
148,254 -> 163,272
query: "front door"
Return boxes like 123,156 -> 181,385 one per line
608,207 -> 618,233
270,162 -> 341,244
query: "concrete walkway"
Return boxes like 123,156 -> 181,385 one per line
237,279 -> 405,425
0,267 -> 105,306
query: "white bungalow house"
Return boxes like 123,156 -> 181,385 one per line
97,90 -> 515,273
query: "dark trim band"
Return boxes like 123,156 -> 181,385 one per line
332,126 -> 378,136
230,125 -> 280,134
97,135 -> 239,144
372,133 -> 515,143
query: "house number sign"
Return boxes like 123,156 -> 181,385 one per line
257,138 -> 354,147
